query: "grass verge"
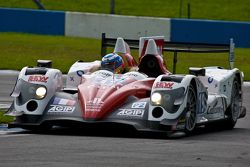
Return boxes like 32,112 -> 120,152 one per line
0,33 -> 101,73
0,110 -> 13,124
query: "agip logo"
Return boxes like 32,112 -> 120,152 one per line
48,105 -> 75,113
117,109 -> 144,117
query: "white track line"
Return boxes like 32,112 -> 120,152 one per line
0,125 -> 28,137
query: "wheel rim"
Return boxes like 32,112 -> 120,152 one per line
185,86 -> 197,132
231,81 -> 240,122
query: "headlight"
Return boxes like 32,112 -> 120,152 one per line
35,87 -> 47,99
151,92 -> 162,105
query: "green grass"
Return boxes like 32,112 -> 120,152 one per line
0,111 -> 14,124
165,51 -> 250,78
0,33 -> 249,80
0,33 -> 101,73
0,0 -> 250,21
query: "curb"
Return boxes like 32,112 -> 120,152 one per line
0,104 -> 10,111
244,82 -> 250,86
0,70 -> 20,76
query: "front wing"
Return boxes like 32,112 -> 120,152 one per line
7,96 -> 186,133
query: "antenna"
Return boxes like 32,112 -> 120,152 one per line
229,38 -> 235,69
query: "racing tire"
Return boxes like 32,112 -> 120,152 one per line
184,84 -> 197,134
224,78 -> 241,129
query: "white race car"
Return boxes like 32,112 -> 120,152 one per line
6,35 -> 246,136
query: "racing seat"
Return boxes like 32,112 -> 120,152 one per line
138,55 -> 165,78
138,39 -> 168,78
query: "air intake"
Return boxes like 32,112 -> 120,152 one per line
37,60 -> 52,68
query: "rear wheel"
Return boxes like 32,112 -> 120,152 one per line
185,85 -> 197,134
224,78 -> 241,129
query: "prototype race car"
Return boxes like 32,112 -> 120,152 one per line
6,35 -> 246,136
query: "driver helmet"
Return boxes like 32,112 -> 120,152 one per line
101,53 -> 125,74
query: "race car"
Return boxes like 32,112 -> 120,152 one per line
6,35 -> 246,136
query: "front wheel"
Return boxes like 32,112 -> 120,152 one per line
184,85 -> 197,134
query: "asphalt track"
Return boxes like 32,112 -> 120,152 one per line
0,72 -> 250,167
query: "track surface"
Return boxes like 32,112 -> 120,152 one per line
1,73 -> 250,167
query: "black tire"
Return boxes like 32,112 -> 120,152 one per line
185,84 -> 197,134
224,78 -> 241,129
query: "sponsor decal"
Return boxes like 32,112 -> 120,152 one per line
208,77 -> 213,84
86,98 -> 104,112
87,98 -> 104,105
48,105 -> 75,113
77,70 -> 85,77
117,109 -> 144,117
131,102 -> 147,109
86,104 -> 102,112
154,82 -> 174,89
53,97 -> 76,106
98,71 -> 112,77
28,75 -> 48,83
70,76 -> 74,82
126,73 -> 139,77
86,106 -> 102,112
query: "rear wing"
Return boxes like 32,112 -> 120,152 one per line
101,33 -> 235,74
